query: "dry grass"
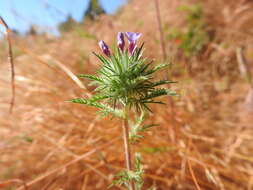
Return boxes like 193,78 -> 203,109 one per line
1,0 -> 253,189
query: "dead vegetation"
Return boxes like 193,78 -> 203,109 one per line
1,0 -> 253,189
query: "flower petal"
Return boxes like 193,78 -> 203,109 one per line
125,32 -> 142,43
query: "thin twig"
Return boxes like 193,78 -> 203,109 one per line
41,54 -> 88,91
236,46 -> 253,87
187,159 -> 202,190
154,0 -> 167,61
0,16 -> 15,113
41,176 -> 59,190
187,138 -> 202,190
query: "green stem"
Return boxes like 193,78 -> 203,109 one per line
122,106 -> 135,190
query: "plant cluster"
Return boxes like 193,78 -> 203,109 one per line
167,4 -> 210,57
70,32 -> 176,189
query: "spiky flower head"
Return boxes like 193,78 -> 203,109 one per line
71,32 -> 176,115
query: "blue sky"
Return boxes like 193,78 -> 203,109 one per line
0,0 -> 127,34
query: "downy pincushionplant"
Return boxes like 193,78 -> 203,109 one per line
70,32 -> 176,190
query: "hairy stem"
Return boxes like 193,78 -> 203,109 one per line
122,107 -> 135,190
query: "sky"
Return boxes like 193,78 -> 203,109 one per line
0,0 -> 127,35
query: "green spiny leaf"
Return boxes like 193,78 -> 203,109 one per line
78,74 -> 103,82
145,63 -> 169,75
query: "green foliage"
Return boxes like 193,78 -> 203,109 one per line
111,153 -> 144,190
22,135 -> 33,143
129,111 -> 158,143
70,98 -> 124,118
74,28 -> 97,40
167,4 -> 209,57
141,146 -> 176,154
84,0 -> 105,20
58,15 -> 78,32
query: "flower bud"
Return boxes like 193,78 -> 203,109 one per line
128,42 -> 136,55
98,40 -> 111,57
117,32 -> 125,52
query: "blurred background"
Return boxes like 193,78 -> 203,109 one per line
0,0 -> 127,35
1,0 -> 253,189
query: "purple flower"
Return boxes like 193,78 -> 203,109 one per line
98,40 -> 111,57
125,32 -> 142,55
117,32 -> 125,51
125,32 -> 142,43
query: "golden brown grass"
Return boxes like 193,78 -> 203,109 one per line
1,0 -> 253,189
